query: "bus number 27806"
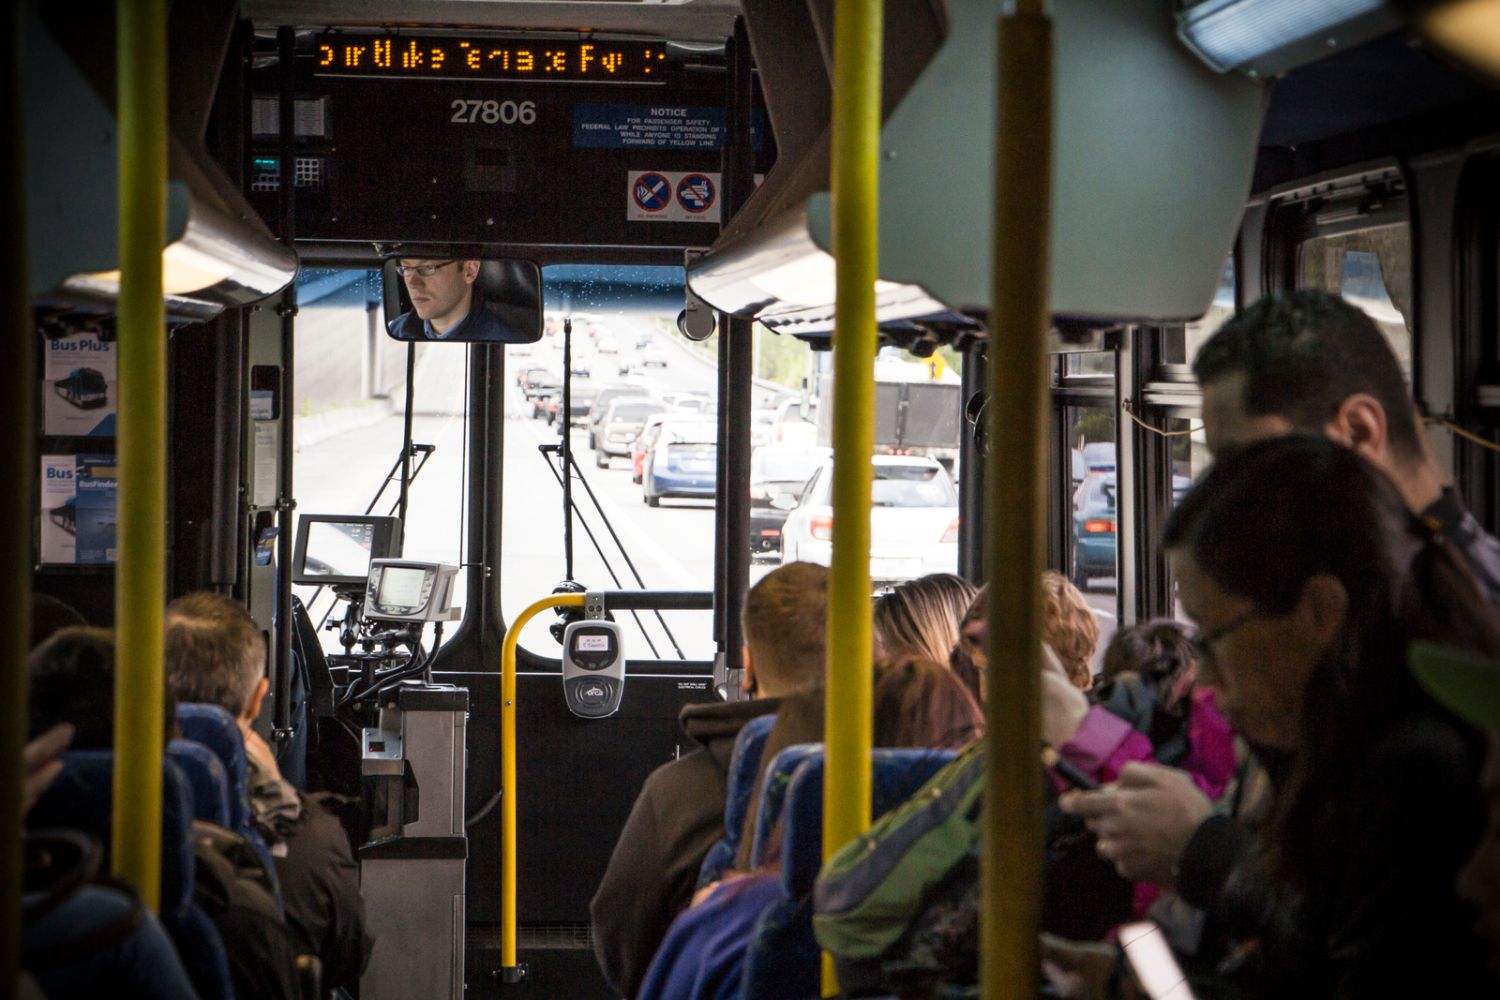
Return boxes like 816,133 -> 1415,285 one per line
449,99 -> 537,125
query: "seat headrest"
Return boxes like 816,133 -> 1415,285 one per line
28,751 -> 198,914
176,704 -> 250,830
750,743 -> 823,867
168,738 -> 232,828
779,748 -> 960,894
724,714 -> 778,839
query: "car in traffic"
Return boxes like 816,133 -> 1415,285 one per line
597,335 -> 620,354
1070,471 -> 1190,590
586,386 -> 648,449
564,384 -> 603,428
642,346 -> 669,368
595,398 -> 668,468
781,455 -> 959,584
642,420 -> 718,507
630,412 -> 676,484
748,447 -> 822,558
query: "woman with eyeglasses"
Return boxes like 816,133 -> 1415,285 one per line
1147,433 -> 1500,997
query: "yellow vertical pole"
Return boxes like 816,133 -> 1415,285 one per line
822,0 -> 882,994
1,0 -> 32,983
982,1 -> 1053,998
498,593 -> 584,977
113,0 -> 168,913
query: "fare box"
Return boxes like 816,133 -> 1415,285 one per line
39,454 -> 117,565
44,332 -> 117,436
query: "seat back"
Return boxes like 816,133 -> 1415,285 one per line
698,712 -> 777,887
176,703 -> 251,829
749,742 -> 822,867
26,751 -> 236,1000
739,748 -> 959,999
168,738 -> 232,827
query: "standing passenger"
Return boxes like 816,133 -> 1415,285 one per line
591,562 -> 830,999
872,573 -> 978,675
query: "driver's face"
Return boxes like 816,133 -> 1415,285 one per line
400,259 -> 475,321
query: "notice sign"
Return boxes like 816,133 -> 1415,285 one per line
40,454 -> 117,565
627,170 -> 721,223
44,332 -> 117,436
573,104 -> 765,150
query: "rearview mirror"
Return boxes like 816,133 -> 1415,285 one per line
383,257 -> 543,343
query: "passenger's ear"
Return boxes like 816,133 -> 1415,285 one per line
741,644 -> 756,694
245,676 -> 270,724
1327,394 -> 1388,464
1294,574 -> 1348,649
463,260 -> 481,284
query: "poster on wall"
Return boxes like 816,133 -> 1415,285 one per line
39,454 -> 117,565
44,332 -> 117,436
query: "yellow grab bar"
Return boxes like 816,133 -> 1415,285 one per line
113,0 -> 168,912
982,1 -> 1054,997
498,593 -> 585,975
822,0 -> 884,994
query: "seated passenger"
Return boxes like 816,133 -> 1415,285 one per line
1066,435 -> 1500,996
638,657 -> 983,1000
165,591 -> 372,991
873,573 -> 979,694
1093,620 -> 1235,799
592,562 -> 830,999
387,257 -> 507,341
1043,570 -> 1101,691
27,626 -> 300,999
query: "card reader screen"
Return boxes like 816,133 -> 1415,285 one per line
378,566 -> 428,608
576,635 -> 610,652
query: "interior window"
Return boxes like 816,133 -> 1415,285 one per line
1167,416 -> 1213,625
1064,351 -> 1114,377
1297,222 -> 1414,377
1062,404 -> 1119,663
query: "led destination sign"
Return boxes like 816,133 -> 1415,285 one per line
315,35 -> 671,83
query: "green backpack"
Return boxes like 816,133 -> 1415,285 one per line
812,738 -> 987,961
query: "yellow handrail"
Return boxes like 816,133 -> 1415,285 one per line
822,0 -> 883,995
498,593 -> 585,974
983,1 -> 1053,997
113,0 -> 168,912
2,0 -> 32,982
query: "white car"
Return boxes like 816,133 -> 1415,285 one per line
780,455 -> 959,584
597,335 -> 621,354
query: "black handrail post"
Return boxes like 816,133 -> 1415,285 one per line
719,16 -> 756,680
272,25 -> 297,748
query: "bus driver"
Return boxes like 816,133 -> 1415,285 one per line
386,258 -> 506,341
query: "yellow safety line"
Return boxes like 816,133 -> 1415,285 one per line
2,0 -> 32,981
822,0 -> 883,995
498,593 -> 584,972
983,2 -> 1053,997
113,0 -> 167,913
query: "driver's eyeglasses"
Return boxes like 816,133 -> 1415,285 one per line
395,260 -> 457,278
1188,607 -> 1259,667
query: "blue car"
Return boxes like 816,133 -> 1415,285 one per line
1071,472 -> 1191,589
643,430 -> 717,507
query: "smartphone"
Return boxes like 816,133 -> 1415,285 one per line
1118,922 -> 1198,1000
1042,746 -> 1100,791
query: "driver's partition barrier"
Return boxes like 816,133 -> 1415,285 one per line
496,589 -> 713,982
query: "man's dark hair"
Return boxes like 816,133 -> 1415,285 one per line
30,593 -> 86,651
28,626 -> 177,749
1193,289 -> 1421,461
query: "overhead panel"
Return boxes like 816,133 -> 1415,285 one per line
803,0 -> 1267,323
250,31 -> 777,255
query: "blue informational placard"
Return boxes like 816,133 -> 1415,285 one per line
573,103 -> 765,150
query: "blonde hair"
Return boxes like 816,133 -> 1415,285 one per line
1041,570 -> 1099,689
872,573 -> 978,667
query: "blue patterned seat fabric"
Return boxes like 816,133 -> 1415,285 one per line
740,747 -> 959,999
697,712 -> 778,888
749,742 -> 823,867
28,751 -> 236,1000
168,738 -> 232,828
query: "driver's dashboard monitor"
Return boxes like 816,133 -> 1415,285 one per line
292,514 -> 401,586
366,559 -> 461,623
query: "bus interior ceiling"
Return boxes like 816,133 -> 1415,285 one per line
21,0 -> 1500,997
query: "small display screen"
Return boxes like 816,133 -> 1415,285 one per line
303,521 -> 378,578
576,634 -> 611,653
314,34 -> 672,83
378,566 -> 429,608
